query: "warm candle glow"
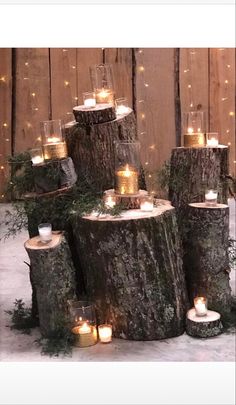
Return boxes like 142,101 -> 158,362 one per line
205,190 -> 218,206
187,127 -> 194,134
96,88 -> 114,104
47,136 -> 60,143
104,195 -> 116,209
31,155 -> 44,165
79,322 -> 92,334
194,297 -> 207,317
98,324 -> 112,343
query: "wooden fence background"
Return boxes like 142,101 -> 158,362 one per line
0,48 -> 235,199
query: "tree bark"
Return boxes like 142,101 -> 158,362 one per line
24,232 -> 77,337
186,308 -> 223,338
32,157 -> 77,194
73,104 -> 116,125
65,110 -> 146,192
184,203 -> 232,319
72,201 -> 189,340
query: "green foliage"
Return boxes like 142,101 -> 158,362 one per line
5,299 -> 37,334
36,327 -> 74,358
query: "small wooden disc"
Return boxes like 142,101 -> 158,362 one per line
189,202 -> 228,210
186,308 -> 223,338
73,103 -> 116,125
24,231 -> 62,250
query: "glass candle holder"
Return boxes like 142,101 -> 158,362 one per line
140,194 -> 154,212
40,119 -> 67,160
90,64 -> 114,105
104,191 -> 116,209
206,132 -> 219,147
183,111 -> 205,147
68,300 -> 97,348
205,189 -> 218,206
30,148 -> 44,165
115,98 -> 129,115
83,91 -> 96,108
115,142 -> 140,195
98,324 -> 112,343
38,223 -> 52,243
194,297 -> 208,317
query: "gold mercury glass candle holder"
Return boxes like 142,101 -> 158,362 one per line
115,141 -> 140,195
205,189 -> 218,206
206,132 -> 219,147
183,111 -> 205,147
194,297 -> 208,317
41,119 -> 68,160
68,300 -> 97,348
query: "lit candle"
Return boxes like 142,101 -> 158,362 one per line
31,155 -> 44,165
78,322 -> 92,334
194,297 -> 208,317
206,133 -> 219,147
72,322 -> 97,347
115,164 -> 139,195
83,92 -> 96,108
96,88 -> 114,104
205,190 -> 218,206
98,324 -> 112,343
104,193 -> 116,208
38,223 -> 52,243
116,105 -> 129,115
140,195 -> 154,212
47,136 -> 60,143
187,127 -> 194,134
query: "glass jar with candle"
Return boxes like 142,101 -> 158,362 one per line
205,189 -> 218,206
83,91 -> 96,109
140,194 -> 154,212
40,119 -> 68,160
30,148 -> 44,165
38,223 -> 52,243
194,297 -> 208,317
183,111 -> 205,147
68,300 -> 97,348
115,141 -> 140,195
206,132 -> 219,147
115,98 -> 129,115
98,324 -> 112,343
90,64 -> 114,105
104,190 -> 116,209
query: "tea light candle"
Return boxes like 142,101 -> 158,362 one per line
115,164 -> 139,195
31,155 -> 44,165
205,189 -> 218,206
194,297 -> 208,317
72,322 -> 97,348
206,133 -> 219,147
140,196 -> 154,212
104,193 -> 116,209
116,105 -> 129,115
96,88 -> 114,104
83,92 -> 96,108
98,324 -> 112,343
38,223 -> 52,243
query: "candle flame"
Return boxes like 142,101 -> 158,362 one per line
124,164 -> 131,177
47,136 -> 60,143
187,127 -> 194,134
79,322 -> 91,334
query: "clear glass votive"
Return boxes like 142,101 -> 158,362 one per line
83,91 -> 96,108
194,296 -> 208,317
115,98 -> 129,115
38,223 -> 52,243
206,132 -> 219,147
30,148 -> 44,165
104,191 -> 116,208
98,324 -> 112,343
140,194 -> 154,212
205,189 -> 218,206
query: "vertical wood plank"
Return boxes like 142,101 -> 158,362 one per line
50,48 -> 77,123
180,48 -> 209,140
104,48 -> 133,107
14,48 -> 50,153
135,48 -> 176,194
76,48 -> 103,105
0,48 -> 12,200
209,48 -> 235,175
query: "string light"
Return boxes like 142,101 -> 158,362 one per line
31,92 -> 36,97
0,76 -> 6,82
0,166 -> 4,170
139,66 -> 145,72
25,62 -> 29,66
227,64 -> 231,68
224,79 -> 229,84
188,84 -> 192,88
229,112 -> 234,116
141,113 -> 145,119
71,65 -> 76,69
3,123 -> 7,127
64,80 -> 70,87
144,83 -> 149,87
221,97 -> 228,101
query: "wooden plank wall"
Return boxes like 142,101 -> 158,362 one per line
0,48 -> 235,200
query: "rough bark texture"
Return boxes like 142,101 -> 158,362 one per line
73,104 -> 116,125
184,203 -> 232,319
33,157 -> 77,194
169,146 -> 229,210
186,309 -> 223,338
72,202 -> 189,340
65,110 -> 146,192
24,233 -> 77,337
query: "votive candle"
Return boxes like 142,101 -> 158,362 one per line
194,297 -> 208,317
98,324 -> 112,343
205,189 -> 218,206
38,223 -> 52,243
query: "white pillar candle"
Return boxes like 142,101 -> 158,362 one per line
205,190 -> 218,206
98,324 -> 112,343
84,98 -> 96,108
31,155 -> 44,165
194,297 -> 208,317
38,223 -> 52,243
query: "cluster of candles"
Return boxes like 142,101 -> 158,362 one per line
72,322 -> 112,347
104,185 -> 154,212
82,91 -> 129,116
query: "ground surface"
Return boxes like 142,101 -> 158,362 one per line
0,201 -> 235,362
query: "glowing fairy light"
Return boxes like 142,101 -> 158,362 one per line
0,76 -> 6,82
139,66 -> 145,72
64,80 -> 70,87
229,112 -> 234,116
31,92 -> 36,97
3,123 -> 7,127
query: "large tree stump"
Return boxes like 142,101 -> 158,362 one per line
186,308 -> 223,338
72,201 -> 189,340
65,109 -> 145,192
184,203 -> 232,319
24,232 -> 77,337
169,146 -> 229,210
32,157 -> 77,194
73,104 -> 116,125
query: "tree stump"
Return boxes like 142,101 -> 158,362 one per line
73,104 -> 116,125
184,203 -> 232,319
72,201 -> 189,340
32,157 -> 77,194
169,146 -> 229,210
24,232 -> 77,337
186,308 -> 223,338
65,109 -> 146,192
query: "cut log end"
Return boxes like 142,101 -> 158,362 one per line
186,308 -> 223,338
73,103 -> 116,125
24,231 -> 62,251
